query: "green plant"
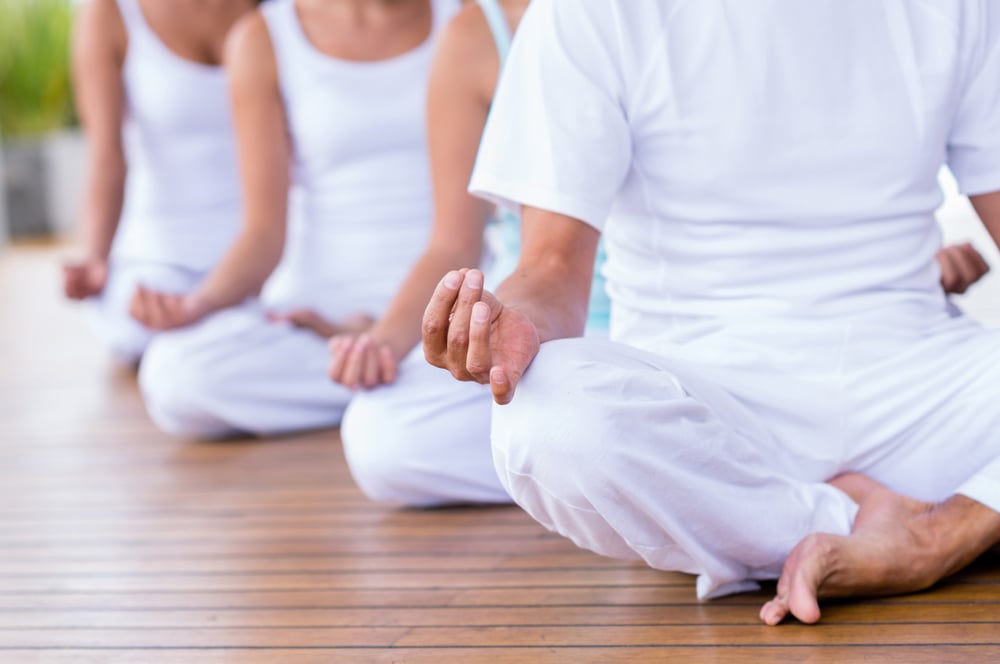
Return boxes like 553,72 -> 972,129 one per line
0,0 -> 75,138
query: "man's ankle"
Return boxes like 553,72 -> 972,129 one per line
935,495 -> 1000,575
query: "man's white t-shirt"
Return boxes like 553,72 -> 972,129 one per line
470,0 -> 1000,353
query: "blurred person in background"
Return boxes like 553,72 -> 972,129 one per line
64,0 -> 257,364
330,0 -> 610,506
135,0 -> 459,438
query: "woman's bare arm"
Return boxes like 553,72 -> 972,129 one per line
130,11 -> 290,329
64,0 -> 127,299
330,5 -> 495,388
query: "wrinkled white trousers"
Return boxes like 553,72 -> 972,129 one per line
341,347 -> 510,506
342,323 -> 610,507
492,313 -> 1000,599
90,259 -> 203,365
139,302 -> 353,438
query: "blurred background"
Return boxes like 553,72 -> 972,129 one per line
0,0 -> 997,327
0,0 -> 81,244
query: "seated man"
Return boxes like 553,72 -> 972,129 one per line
422,0 -> 1000,624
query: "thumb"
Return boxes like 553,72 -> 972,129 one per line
479,289 -> 503,319
490,365 -> 520,405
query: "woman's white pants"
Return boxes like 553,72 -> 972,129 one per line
139,302 -> 353,438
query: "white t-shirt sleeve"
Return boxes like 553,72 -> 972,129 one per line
947,3 -> 1000,196
469,0 -> 632,231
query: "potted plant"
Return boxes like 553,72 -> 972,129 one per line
0,0 -> 81,239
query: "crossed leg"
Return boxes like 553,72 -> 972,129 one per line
491,333 -> 1000,623
761,473 -> 1000,625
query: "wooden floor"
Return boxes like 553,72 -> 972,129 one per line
1,244 -> 999,664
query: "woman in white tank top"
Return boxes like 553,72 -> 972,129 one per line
136,0 -> 459,438
63,0 -> 254,364
331,0 -> 534,507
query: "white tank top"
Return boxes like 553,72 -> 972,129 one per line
259,0 -> 459,320
111,0 -> 242,271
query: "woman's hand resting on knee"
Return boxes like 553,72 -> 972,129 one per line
128,285 -> 209,330
269,309 -> 373,340
421,269 -> 540,405
328,330 -> 399,390
63,257 -> 109,300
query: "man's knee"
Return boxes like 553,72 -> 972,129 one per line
493,340 -> 614,495
495,338 -> 690,500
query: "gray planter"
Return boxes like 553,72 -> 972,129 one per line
2,129 -> 85,238
0,143 -> 8,247
3,137 -> 47,237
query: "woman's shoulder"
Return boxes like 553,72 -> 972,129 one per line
437,0 -> 521,69
441,2 -> 496,55
224,7 -> 275,68
75,0 -> 128,64
443,0 -> 532,62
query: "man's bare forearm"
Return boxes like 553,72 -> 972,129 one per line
970,190 -> 1000,250
496,206 -> 601,344
495,260 -> 592,345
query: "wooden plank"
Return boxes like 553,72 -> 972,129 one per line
0,623 -> 999,649
0,569 -> 687,594
1,647 -> 996,664
0,586 -> 998,615
0,537 -> 583,560
0,553 -> 644,575
0,602 -> 998,629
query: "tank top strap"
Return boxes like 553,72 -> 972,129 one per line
475,0 -> 512,66
114,0 -> 152,39
258,0 -> 309,76
259,0 -> 298,51
431,0 -> 463,34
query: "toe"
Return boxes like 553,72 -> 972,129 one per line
759,597 -> 790,626
787,579 -> 822,624
783,535 -> 835,624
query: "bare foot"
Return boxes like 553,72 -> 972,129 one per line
759,487 -> 1000,626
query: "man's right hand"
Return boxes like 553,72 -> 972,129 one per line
938,242 -> 990,295
422,269 -> 540,405
63,258 -> 108,300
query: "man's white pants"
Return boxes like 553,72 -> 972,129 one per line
492,315 -> 1000,599
90,259 -> 203,365
139,302 -> 353,438
341,348 -> 511,506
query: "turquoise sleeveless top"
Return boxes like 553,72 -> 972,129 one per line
475,0 -> 610,331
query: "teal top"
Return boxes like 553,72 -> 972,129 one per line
475,0 -> 610,331
476,0 -> 512,63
